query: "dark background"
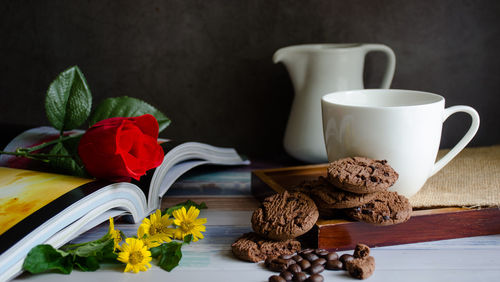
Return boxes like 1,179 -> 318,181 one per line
1,0 -> 499,159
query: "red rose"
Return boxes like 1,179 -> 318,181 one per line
78,114 -> 164,182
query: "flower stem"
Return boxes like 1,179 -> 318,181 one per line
60,233 -> 111,251
0,151 -> 73,158
0,132 -> 82,160
22,133 -> 83,153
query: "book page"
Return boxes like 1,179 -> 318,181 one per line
0,167 -> 92,236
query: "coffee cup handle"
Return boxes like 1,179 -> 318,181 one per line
362,44 -> 396,89
431,105 -> 480,176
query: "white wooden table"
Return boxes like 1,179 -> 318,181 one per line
14,166 -> 500,282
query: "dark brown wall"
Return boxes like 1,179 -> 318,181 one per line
1,0 -> 499,157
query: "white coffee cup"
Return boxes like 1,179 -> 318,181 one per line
321,89 -> 480,198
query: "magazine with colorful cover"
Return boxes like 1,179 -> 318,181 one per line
0,127 -> 249,281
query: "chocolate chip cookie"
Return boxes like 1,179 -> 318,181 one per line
287,179 -> 315,196
251,191 -> 319,240
309,176 -> 381,209
231,232 -> 301,262
346,190 -> 412,225
327,157 -> 398,194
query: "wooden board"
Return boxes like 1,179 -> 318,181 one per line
251,164 -> 500,250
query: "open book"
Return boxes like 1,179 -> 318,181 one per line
0,127 -> 249,281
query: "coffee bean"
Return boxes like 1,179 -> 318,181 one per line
288,263 -> 302,274
280,254 -> 294,260
316,251 -> 329,257
299,248 -> 314,255
268,263 -> 286,272
312,258 -> 326,265
292,255 -> 304,262
304,253 -> 319,262
267,258 -> 296,272
325,259 -> 343,270
339,254 -> 354,263
339,254 -> 354,270
324,252 -> 339,261
277,258 -> 295,267
280,271 -> 293,281
265,257 -> 275,267
298,259 -> 311,270
314,249 -> 327,255
269,275 -> 286,282
308,264 -> 324,275
305,274 -> 324,282
293,272 -> 307,282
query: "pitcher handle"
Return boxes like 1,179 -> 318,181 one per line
431,105 -> 480,176
362,44 -> 396,89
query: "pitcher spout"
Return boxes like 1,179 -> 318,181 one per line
273,46 -> 309,93
272,48 -> 288,64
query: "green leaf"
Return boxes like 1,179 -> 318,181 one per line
73,237 -> 114,258
48,142 -> 87,177
23,245 -> 73,274
183,234 -> 193,244
156,242 -> 183,272
88,96 -> 170,133
164,200 -> 208,216
45,66 -> 92,131
73,256 -> 100,272
150,245 -> 162,258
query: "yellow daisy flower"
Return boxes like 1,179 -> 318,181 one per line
139,209 -> 175,244
172,206 -> 207,242
137,225 -> 161,248
117,238 -> 152,273
108,217 -> 122,251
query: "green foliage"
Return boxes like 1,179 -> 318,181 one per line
71,236 -> 115,258
149,201 -> 207,272
164,200 -> 207,216
74,256 -> 100,272
23,234 -> 117,275
183,234 -> 193,244
23,245 -> 73,274
153,233 -> 195,271
48,141 -> 87,177
88,96 -> 171,133
23,198 -> 207,276
45,66 -> 92,132
0,66 -> 172,179
154,242 -> 183,272
149,245 -> 162,258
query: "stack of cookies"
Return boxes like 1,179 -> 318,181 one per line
232,191 -> 319,262
293,157 -> 412,225
231,156 -> 410,280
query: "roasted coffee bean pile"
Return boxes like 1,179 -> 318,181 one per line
266,248 -> 345,282
267,244 -> 374,281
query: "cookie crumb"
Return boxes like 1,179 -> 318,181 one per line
353,243 -> 370,258
346,256 -> 375,279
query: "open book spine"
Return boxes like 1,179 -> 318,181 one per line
148,142 -> 250,211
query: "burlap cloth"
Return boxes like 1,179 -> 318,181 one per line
409,145 -> 500,208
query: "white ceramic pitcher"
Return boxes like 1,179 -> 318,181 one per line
273,43 -> 396,163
